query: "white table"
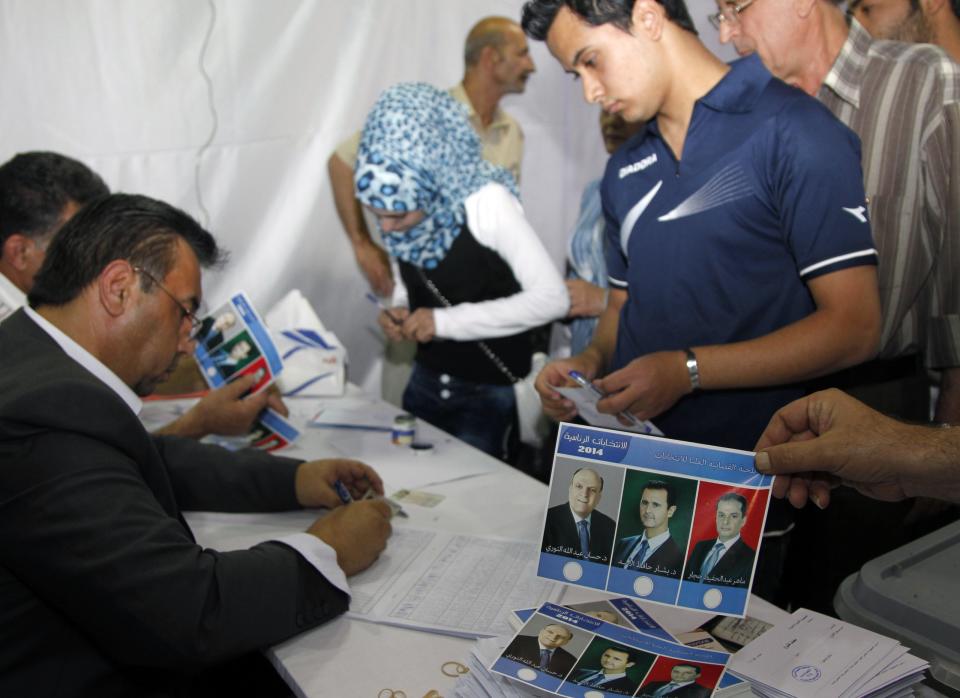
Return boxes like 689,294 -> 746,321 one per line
176,390 -> 549,697
174,390 -> 793,698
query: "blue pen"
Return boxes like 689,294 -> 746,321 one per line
333,479 -> 408,518
365,292 -> 403,326
568,370 -> 645,428
333,479 -> 354,504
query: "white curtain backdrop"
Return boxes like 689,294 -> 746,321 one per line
0,0 -> 733,394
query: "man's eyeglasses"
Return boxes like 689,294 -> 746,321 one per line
708,0 -> 756,30
132,266 -> 204,340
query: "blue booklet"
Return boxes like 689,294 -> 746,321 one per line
194,291 -> 283,395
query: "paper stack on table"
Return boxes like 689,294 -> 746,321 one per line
728,608 -> 929,698
453,636 -> 541,698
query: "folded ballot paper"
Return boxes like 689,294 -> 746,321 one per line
194,291 -> 284,395
265,289 -> 346,397
538,423 -> 774,618
192,292 -> 300,451
510,598 -> 735,654
491,602 -> 749,697
727,608 -> 928,698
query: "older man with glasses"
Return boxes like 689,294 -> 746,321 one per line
0,194 -> 393,696
710,0 -> 960,613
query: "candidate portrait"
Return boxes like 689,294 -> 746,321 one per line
502,623 -> 577,678
570,645 -> 641,695
683,492 -> 756,588
638,663 -> 711,698
541,466 -> 617,563
613,478 -> 688,578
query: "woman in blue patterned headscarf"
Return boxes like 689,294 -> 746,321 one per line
354,82 -> 568,462
355,82 -> 519,269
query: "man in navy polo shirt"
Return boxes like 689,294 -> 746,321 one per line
524,0 -> 882,453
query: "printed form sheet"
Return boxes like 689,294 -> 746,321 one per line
347,527 -> 562,638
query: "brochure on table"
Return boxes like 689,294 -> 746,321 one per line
493,602 -> 734,697
538,423 -> 773,617
511,598 -> 679,644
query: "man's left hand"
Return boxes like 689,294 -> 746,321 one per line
594,350 -> 691,421
295,458 -> 384,509
156,374 -> 289,439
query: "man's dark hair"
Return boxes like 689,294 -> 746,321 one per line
952,0 -> 959,19
521,0 -> 697,41
717,492 -> 748,516
604,645 -> 633,660
0,151 -> 109,251
642,479 -> 676,508
29,193 -> 224,308
674,663 -> 702,675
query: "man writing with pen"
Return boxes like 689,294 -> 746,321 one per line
0,193 -> 393,696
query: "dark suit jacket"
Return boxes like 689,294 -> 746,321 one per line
0,310 -> 348,697
573,669 -> 639,694
612,533 -> 684,578
638,680 -> 711,697
502,634 -> 576,678
683,536 -> 756,588
541,503 -> 616,563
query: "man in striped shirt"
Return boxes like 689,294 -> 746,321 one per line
715,0 -> 960,425
848,0 -> 960,62
715,0 -> 960,611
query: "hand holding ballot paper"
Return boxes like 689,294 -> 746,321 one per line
192,291 -> 301,450
538,424 -> 772,617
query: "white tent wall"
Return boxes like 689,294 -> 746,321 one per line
0,0 -> 733,395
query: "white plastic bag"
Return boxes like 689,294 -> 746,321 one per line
265,290 -> 347,397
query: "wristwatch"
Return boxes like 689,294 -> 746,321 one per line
685,348 -> 700,391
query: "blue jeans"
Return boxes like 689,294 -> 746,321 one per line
402,363 -> 516,461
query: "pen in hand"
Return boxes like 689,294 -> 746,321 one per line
333,479 -> 408,519
365,292 -> 404,326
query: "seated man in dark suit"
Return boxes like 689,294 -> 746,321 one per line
0,194 -> 393,697
0,150 -> 288,440
572,646 -> 640,694
542,467 -> 616,563
503,623 -> 576,678
613,479 -> 684,577
684,493 -> 756,588
639,663 -> 711,698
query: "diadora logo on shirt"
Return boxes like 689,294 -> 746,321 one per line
657,163 -> 752,222
842,205 -> 868,223
619,153 -> 658,179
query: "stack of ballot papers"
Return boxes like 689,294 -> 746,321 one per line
727,609 -> 929,698
454,636 -> 539,698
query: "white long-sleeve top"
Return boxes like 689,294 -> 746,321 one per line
390,183 -> 569,341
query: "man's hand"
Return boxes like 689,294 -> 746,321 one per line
295,458 -> 384,509
308,500 -> 392,575
535,353 -> 603,421
400,308 -> 436,343
594,350 -> 690,421
155,374 -> 288,439
754,389 -> 916,509
565,279 -> 606,318
355,238 -> 394,298
378,307 -> 409,342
